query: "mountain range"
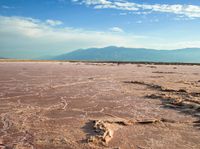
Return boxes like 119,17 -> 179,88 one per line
49,46 -> 200,63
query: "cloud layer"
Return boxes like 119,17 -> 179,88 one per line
0,16 -> 140,58
109,27 -> 124,33
72,0 -> 200,18
46,19 -> 63,26
1,15 -> 200,58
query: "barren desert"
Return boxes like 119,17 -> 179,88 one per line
0,62 -> 200,149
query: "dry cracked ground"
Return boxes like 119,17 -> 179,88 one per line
0,62 -> 200,149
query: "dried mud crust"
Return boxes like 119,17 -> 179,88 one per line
124,80 -> 200,127
86,118 -> 176,147
0,62 -> 200,149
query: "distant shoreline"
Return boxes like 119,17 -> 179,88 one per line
0,59 -> 200,66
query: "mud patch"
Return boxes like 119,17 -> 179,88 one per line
84,118 -> 175,147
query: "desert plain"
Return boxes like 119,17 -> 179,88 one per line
0,62 -> 200,149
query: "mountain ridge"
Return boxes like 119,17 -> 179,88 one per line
50,46 -> 200,63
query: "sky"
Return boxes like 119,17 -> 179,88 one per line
0,0 -> 200,59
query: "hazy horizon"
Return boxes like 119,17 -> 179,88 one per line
1,46 -> 200,60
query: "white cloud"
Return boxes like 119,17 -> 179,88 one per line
1,15 -> 200,58
46,19 -> 63,26
1,5 -> 15,9
0,16 -> 142,58
146,41 -> 200,50
136,20 -> 142,24
109,27 -> 124,33
72,0 -> 200,18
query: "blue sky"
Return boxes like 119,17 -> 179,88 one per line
0,0 -> 200,58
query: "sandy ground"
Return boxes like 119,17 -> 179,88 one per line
0,62 -> 200,149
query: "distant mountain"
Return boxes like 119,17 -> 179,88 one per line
51,46 -> 200,63
0,57 -> 8,59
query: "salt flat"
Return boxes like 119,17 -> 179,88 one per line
0,62 -> 200,149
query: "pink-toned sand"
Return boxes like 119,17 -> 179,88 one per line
0,62 -> 200,149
